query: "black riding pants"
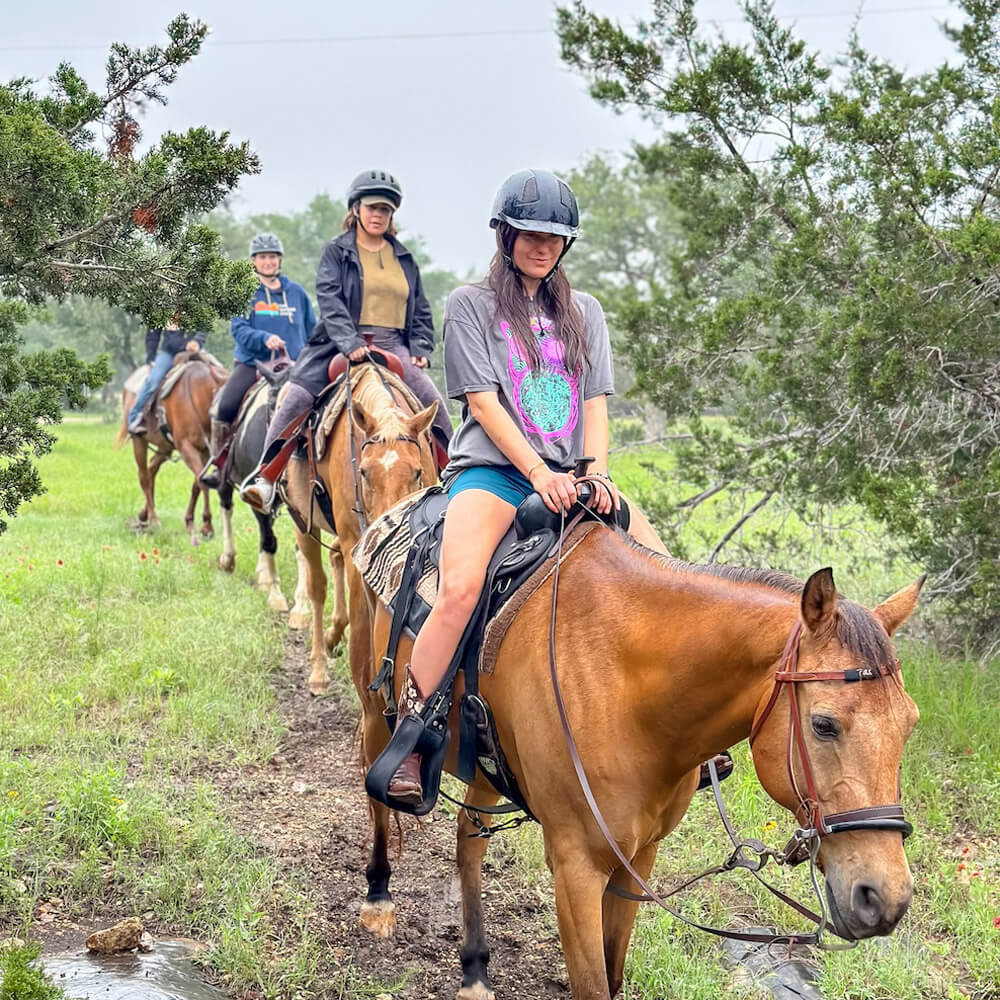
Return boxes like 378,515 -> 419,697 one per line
216,361 -> 258,424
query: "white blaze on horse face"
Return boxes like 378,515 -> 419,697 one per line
379,450 -> 399,472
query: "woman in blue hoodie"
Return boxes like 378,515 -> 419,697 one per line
200,233 -> 316,489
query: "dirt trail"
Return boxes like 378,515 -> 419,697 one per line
219,633 -> 571,999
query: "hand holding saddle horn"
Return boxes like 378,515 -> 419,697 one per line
528,462 -> 578,514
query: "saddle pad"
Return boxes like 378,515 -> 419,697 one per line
314,364 -> 425,461
353,490 -> 602,674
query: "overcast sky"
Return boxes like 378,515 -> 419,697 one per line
7,1 -> 964,272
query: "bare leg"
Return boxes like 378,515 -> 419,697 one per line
408,490 -> 516,696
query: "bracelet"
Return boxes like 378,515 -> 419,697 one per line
526,460 -> 546,481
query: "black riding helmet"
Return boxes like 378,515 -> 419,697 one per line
347,169 -> 403,209
489,169 -> 579,279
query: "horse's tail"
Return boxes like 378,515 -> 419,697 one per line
113,390 -> 130,450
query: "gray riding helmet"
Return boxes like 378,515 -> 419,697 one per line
489,169 -> 580,237
249,232 -> 284,257
347,169 -> 403,209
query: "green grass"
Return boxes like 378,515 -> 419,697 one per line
0,420 -> 336,997
1,420 -> 997,999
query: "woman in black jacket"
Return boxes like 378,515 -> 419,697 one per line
242,169 -> 452,513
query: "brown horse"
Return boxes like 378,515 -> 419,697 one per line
115,353 -> 227,541
364,533 -> 922,999
283,363 -> 440,700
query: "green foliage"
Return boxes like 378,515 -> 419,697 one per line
558,0 -> 1000,651
0,14 -> 260,532
0,943 -> 63,1000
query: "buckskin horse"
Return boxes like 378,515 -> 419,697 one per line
283,359 -> 440,697
115,351 -> 227,541
363,527 -> 922,1000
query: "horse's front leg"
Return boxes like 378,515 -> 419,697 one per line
133,439 -> 162,529
456,786 -> 503,1000
253,510 -> 288,612
200,483 -> 214,538
295,528 -> 330,695
288,545 -> 311,630
218,483 -> 236,572
324,536 -> 349,652
183,479 -> 200,541
551,840 -> 614,1000
602,842 -> 658,997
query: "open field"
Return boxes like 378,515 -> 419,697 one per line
0,419 -> 997,999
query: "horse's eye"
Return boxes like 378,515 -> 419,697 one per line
359,466 -> 370,480
811,714 -> 840,741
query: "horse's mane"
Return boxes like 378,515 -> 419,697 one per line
617,531 -> 894,665
354,366 -> 410,442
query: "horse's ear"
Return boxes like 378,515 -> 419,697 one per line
408,400 -> 439,438
352,399 -> 376,436
801,567 -> 837,634
873,575 -> 925,636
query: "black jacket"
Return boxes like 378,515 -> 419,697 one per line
313,229 -> 435,358
144,327 -> 205,363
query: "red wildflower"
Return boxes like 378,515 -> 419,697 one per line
963,846 -> 970,854
56,559 -> 63,567
957,863 -> 966,872
972,872 -> 982,878
152,548 -> 159,556
139,552 -> 147,561
993,916 -> 1000,929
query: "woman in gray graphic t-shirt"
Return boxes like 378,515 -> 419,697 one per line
385,169 -> 619,806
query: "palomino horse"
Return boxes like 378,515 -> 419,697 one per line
215,367 -> 310,624
365,534 -> 921,1000
115,353 -> 227,541
283,362 -> 440,699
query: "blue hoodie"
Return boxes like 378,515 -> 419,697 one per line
230,276 -> 316,364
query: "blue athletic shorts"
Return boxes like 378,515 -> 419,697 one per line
446,465 -> 535,508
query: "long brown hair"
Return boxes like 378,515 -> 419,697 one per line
485,223 -> 588,374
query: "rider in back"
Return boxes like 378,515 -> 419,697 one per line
199,233 -> 316,489
385,169 -> 619,805
127,317 -> 205,436
240,169 -> 452,514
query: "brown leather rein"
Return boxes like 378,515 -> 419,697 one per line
546,496 -> 913,949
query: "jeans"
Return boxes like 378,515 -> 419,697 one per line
129,350 -> 174,424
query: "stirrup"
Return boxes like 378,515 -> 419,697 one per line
697,751 -> 734,792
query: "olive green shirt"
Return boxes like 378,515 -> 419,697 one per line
358,243 -> 409,330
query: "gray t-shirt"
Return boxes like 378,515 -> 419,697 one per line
442,283 -> 614,479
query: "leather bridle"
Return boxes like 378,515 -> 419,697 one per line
749,621 -> 913,854
544,506 -> 914,948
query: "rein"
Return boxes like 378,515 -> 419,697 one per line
545,511 -> 913,950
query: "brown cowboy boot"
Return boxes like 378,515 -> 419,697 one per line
387,665 -> 426,805
240,410 -> 310,514
199,419 -> 233,489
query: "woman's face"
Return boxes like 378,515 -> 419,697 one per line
252,252 -> 281,277
358,202 -> 394,236
512,231 -> 565,280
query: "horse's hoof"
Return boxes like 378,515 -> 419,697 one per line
307,676 -> 330,697
457,984 -> 494,1000
287,611 -> 310,630
267,592 -> 289,613
201,528 -> 214,540
324,628 -> 345,653
218,553 -> 235,573
359,900 -> 396,938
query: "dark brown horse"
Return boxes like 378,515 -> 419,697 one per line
364,535 -> 922,999
115,352 -> 227,541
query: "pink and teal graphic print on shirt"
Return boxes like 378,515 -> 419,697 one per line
499,315 -> 579,442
